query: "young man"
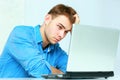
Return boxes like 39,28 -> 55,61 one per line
0,4 -> 80,78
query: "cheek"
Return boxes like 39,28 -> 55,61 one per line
51,29 -> 58,36
51,25 -> 58,33
47,26 -> 57,36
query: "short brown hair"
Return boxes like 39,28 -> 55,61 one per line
48,4 -> 77,24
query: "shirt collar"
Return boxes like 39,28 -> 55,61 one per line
34,25 -> 42,44
45,43 -> 59,53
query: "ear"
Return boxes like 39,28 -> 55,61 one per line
44,14 -> 52,25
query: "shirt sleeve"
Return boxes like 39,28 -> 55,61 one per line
6,26 -> 52,77
55,47 -> 68,73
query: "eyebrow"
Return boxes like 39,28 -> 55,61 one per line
58,23 -> 72,32
59,23 -> 65,29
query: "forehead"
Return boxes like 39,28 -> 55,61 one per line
52,15 -> 72,30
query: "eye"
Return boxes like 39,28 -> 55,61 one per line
65,31 -> 69,34
57,25 -> 62,30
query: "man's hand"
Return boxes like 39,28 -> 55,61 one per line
74,14 -> 80,24
51,66 -> 63,74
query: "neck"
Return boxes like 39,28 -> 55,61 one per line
40,24 -> 49,48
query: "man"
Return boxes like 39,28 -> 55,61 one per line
0,4 -> 80,78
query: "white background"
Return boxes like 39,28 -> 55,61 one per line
0,0 -> 120,80
0,0 -> 24,53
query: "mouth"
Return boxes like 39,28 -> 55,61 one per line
54,38 -> 60,42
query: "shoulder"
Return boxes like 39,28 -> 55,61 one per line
11,25 -> 34,36
9,25 -> 35,41
13,25 -> 33,32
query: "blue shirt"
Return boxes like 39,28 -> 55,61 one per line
0,25 -> 68,78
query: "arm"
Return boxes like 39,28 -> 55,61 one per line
7,26 -> 52,77
51,47 -> 68,74
51,66 -> 64,74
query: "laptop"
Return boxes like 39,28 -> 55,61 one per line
42,24 -> 120,79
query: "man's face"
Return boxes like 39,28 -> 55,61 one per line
44,15 -> 72,44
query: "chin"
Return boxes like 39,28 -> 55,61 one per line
50,41 -> 57,44
51,42 -> 57,44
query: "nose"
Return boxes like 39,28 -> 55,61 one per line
59,30 -> 65,39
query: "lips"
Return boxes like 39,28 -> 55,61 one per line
54,38 -> 60,42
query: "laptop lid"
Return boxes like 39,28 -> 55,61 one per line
67,24 -> 120,72
41,24 -> 120,79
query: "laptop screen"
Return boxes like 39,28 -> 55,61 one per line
67,24 -> 120,72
